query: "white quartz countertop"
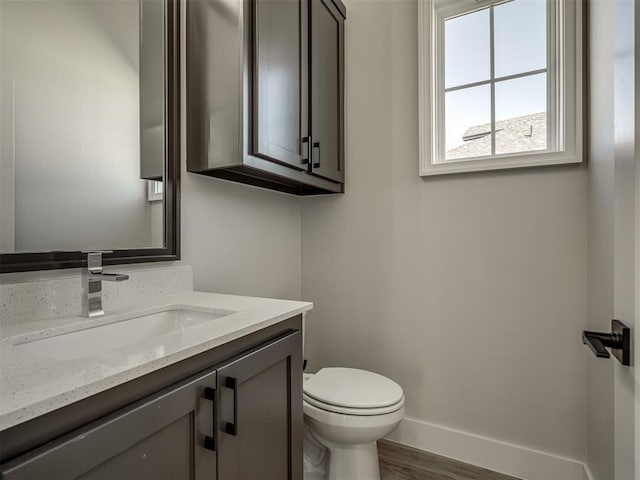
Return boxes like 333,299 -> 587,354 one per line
0,291 -> 312,431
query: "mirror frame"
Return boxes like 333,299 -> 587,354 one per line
0,0 -> 180,274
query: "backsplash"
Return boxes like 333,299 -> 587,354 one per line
0,265 -> 193,329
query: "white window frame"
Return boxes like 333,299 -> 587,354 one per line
147,180 -> 164,202
419,0 -> 583,176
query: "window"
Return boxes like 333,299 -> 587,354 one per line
148,180 -> 164,202
419,0 -> 583,175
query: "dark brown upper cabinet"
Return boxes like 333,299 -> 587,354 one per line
187,0 -> 346,196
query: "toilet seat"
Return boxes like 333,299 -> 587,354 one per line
303,392 -> 404,416
303,367 -> 404,416
303,398 -> 406,431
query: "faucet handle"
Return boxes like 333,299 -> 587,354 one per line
81,251 -> 127,318
82,251 -> 113,272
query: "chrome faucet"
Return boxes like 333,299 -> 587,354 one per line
82,251 -> 129,317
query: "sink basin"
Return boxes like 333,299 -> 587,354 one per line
12,308 -> 233,360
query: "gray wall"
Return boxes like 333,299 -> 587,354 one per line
0,0 -> 158,253
180,174 -> 302,301
301,0 -> 588,461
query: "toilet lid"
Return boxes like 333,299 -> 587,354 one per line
303,367 -> 404,409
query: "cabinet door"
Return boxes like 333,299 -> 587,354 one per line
216,331 -> 302,480
310,0 -> 345,183
0,369 -> 218,480
252,0 -> 309,170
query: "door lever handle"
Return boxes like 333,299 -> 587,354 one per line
582,331 -> 611,358
582,319 -> 631,366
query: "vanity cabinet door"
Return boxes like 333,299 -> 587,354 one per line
309,0 -> 345,184
216,330 -> 303,480
0,369 -> 218,480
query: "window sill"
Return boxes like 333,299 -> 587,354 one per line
419,150 -> 583,176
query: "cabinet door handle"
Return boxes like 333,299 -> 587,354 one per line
204,436 -> 215,451
312,142 -> 320,168
301,136 -> 311,165
203,387 -> 216,451
224,377 -> 238,436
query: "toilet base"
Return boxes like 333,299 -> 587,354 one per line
323,437 -> 381,480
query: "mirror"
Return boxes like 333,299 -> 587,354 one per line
0,0 -> 179,272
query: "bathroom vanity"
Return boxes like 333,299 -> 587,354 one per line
0,292 -> 311,479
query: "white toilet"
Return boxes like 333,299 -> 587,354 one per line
303,367 -> 405,480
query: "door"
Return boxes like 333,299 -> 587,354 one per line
587,0 -> 638,478
611,0 -> 638,477
309,0 -> 344,183
216,331 -> 303,480
252,0 -> 309,170
0,368 -> 218,480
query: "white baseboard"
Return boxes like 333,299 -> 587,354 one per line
385,417 -> 590,480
